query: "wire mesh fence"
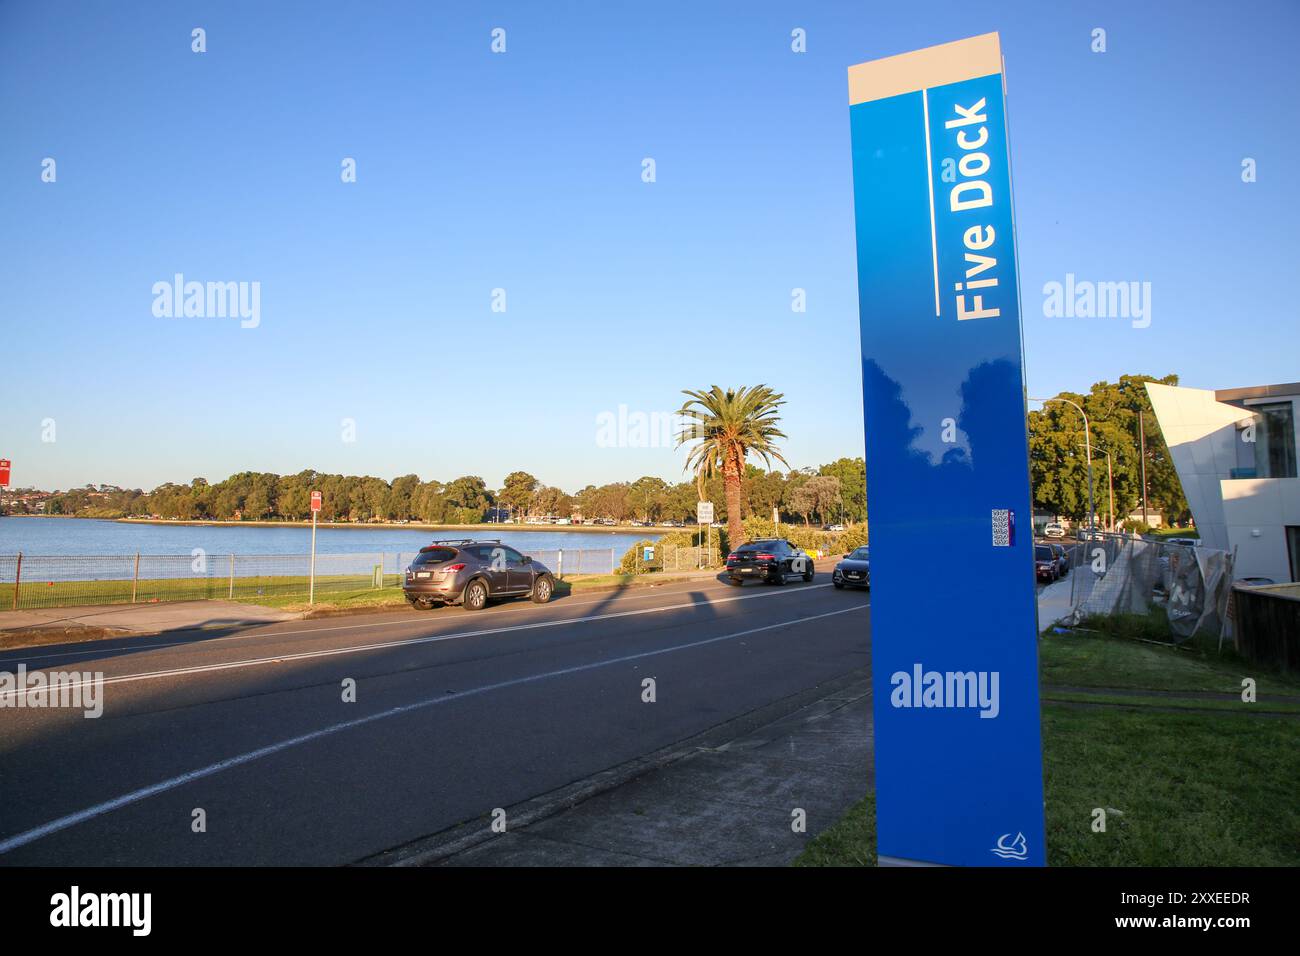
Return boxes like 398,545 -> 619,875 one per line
1060,532 -> 1235,642
618,542 -> 721,574
0,546 -> 625,610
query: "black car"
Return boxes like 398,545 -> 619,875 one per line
726,539 -> 814,586
1034,544 -> 1059,583
832,546 -> 870,590
403,539 -> 556,610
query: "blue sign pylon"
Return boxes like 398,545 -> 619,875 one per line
848,33 -> 1046,867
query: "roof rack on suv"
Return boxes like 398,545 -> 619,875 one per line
421,538 -> 501,548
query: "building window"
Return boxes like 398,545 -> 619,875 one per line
1253,402 -> 1297,479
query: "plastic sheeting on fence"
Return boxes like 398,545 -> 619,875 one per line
1061,533 -> 1235,642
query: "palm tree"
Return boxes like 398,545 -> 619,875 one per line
676,385 -> 789,550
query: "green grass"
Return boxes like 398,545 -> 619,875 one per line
1041,617 -> 1300,698
797,626 -> 1300,867
1041,705 -> 1299,866
9,572 -> 398,610
793,793 -> 876,867
1145,526 -> 1200,540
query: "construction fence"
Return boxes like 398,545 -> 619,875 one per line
0,547 -> 626,611
1059,532 -> 1236,642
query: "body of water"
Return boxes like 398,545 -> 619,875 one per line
0,517 -> 653,560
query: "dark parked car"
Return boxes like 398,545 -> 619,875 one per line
403,539 -> 555,611
1034,544 -> 1059,583
726,539 -> 814,586
832,546 -> 870,590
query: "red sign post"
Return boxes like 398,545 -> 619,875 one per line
308,491 -> 321,604
0,459 -> 11,487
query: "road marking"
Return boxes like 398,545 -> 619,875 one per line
0,570 -> 837,667
0,575 -> 769,666
0,605 -> 863,855
1,584 -> 839,695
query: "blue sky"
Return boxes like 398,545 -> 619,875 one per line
2,0 -> 1296,493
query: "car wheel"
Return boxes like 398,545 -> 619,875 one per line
771,567 -> 788,586
531,575 -> 554,604
833,579 -> 845,590
463,579 -> 489,611
802,565 -> 814,583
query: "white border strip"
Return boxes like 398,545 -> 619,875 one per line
923,87 -> 939,317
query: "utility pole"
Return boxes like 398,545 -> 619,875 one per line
1105,450 -> 1114,530
1033,397 -> 1095,532
1139,409 -> 1149,526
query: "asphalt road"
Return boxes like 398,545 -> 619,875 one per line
0,566 -> 870,865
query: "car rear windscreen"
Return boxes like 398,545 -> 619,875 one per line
414,547 -> 458,565
740,541 -> 778,552
1035,546 -> 1052,560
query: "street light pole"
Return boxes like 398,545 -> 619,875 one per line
1138,409 -> 1149,526
1032,396 -> 1095,533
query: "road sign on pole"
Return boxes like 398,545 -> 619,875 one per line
848,32 -> 1044,866
309,492 -> 321,605
0,459 -> 10,488
697,502 -> 714,568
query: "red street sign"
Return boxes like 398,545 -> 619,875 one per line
0,459 -> 10,487
310,491 -> 322,513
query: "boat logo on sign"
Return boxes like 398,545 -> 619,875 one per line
991,831 -> 1029,860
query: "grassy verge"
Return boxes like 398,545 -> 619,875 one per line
796,624 -> 1300,867
5,565 -> 727,613
8,572 -> 399,610
1041,614 -> 1300,699
794,792 -> 876,867
1145,526 -> 1200,540
1041,705 -> 1299,865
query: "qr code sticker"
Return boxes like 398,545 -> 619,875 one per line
992,509 -> 1011,547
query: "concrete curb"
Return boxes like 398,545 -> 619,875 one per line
353,666 -> 871,867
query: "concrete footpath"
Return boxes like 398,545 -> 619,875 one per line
401,670 -> 873,867
0,600 -> 297,641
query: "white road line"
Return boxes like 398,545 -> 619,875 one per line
0,605 -> 863,855
0,572 -> 821,671
0,576 -> 754,665
0,584 -> 837,695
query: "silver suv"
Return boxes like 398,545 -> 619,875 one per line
403,539 -> 555,611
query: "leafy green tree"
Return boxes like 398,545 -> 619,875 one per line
818,457 -> 866,522
499,471 -> 539,519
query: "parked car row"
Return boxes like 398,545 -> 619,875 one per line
403,539 -> 556,611
1034,541 -> 1071,583
725,539 -> 815,586
832,546 -> 870,590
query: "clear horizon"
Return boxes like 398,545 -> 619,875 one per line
3,1 -> 1296,492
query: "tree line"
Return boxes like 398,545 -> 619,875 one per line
37,457 -> 868,528
1028,373 -> 1189,526
26,371 -> 1193,531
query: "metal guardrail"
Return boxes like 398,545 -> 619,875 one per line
0,547 -> 624,610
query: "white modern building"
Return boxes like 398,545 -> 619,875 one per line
1146,381 -> 1300,583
